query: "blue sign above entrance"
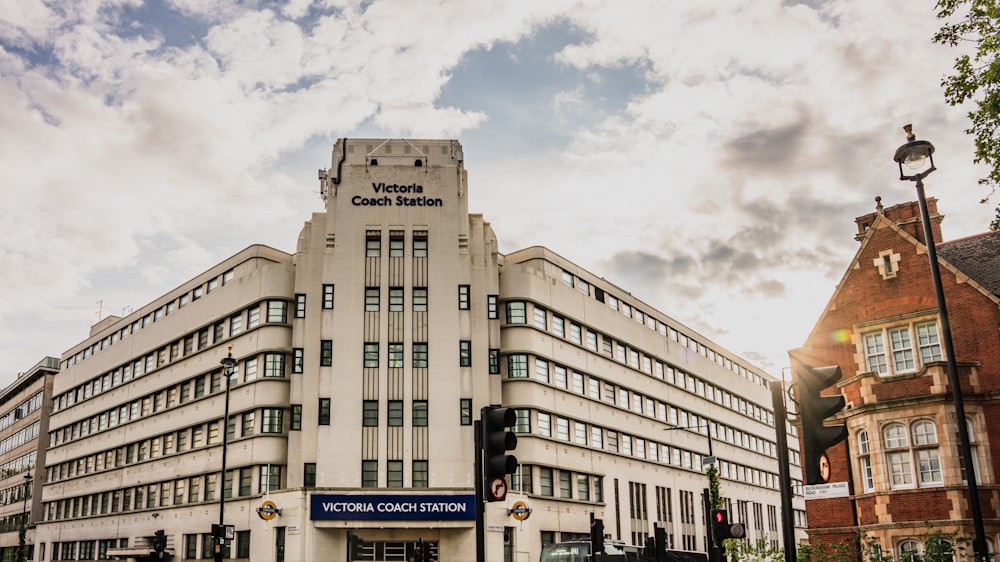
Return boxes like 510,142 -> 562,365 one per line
310,494 -> 476,521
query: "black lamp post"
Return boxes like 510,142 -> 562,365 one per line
893,125 -> 987,561
19,473 -> 32,562
215,349 -> 238,562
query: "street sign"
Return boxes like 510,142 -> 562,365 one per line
508,501 -> 531,521
701,455 -> 717,467
803,482 -> 849,500
489,477 -> 508,501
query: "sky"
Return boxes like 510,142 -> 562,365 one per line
0,0 -> 994,388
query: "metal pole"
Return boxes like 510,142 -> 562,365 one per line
914,178 -> 987,560
474,419 -> 485,562
770,381 -> 796,562
20,474 -> 31,562
216,352 -> 236,562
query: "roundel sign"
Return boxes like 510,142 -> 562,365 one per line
509,501 -> 531,521
257,500 -> 281,520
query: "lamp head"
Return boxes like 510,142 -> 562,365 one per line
894,124 -> 936,177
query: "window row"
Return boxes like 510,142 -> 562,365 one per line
55,300 -> 289,413
863,320 -> 942,377
51,352 -> 287,449
0,451 -> 35,481
513,408 -> 783,490
508,464 -> 604,502
62,267 -> 237,370
302,460 -> 430,488
505,302 -> 774,427
507,355 -> 779,459
0,421 -> 39,457
0,391 -> 43,432
364,230 -> 428,258
555,268 -> 768,389
48,409 -> 279,484
856,418 -> 976,492
45,465 -> 282,522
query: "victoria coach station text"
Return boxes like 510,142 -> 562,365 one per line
311,494 -> 476,521
352,183 -> 444,207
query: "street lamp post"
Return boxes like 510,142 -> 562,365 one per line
893,125 -> 987,561
216,349 -> 238,562
19,473 -> 32,562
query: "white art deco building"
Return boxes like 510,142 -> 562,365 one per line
30,139 -> 802,562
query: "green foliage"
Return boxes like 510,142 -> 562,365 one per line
705,464 -> 722,510
934,0 -> 1000,230
726,538 -> 785,562
797,537 -> 857,562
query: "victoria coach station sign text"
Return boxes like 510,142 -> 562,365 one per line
352,183 -> 445,207
311,494 -> 476,521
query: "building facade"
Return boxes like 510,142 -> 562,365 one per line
792,197 -> 1000,558
0,356 -> 58,562
29,138 -> 801,562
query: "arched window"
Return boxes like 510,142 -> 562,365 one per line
883,422 -> 913,489
899,539 -> 923,562
857,430 -> 874,492
911,419 -> 942,485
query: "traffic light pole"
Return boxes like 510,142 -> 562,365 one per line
474,419 -> 485,562
770,381 -> 796,562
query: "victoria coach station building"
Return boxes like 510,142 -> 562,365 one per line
30,139 -> 801,562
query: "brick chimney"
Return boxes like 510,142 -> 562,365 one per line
855,196 -> 943,245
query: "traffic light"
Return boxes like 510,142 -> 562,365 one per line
481,406 -> 518,501
349,533 -> 364,560
653,524 -> 667,562
796,364 -> 848,485
153,529 -> 166,559
590,517 -> 605,555
711,509 -> 745,542
415,539 -> 425,562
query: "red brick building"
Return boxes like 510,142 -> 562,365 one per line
791,197 -> 1000,558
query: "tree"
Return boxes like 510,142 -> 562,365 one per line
933,0 -> 1000,230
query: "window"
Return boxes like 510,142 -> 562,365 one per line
858,430 -> 874,492
364,343 -> 379,368
413,343 -> 428,368
322,284 -> 334,309
290,405 -> 302,431
388,343 -> 403,368
537,413 -> 551,437
295,293 -> 307,317
559,471 -> 572,498
364,288 -> 380,311
262,409 -> 283,433
292,348 -> 304,373
460,399 -> 472,425
267,300 -> 287,323
237,530 -> 251,559
413,401 -> 428,427
489,349 -> 500,374
458,285 -> 470,310
239,467 -> 252,496
916,322 -> 942,363
389,287 -> 404,311
506,302 -> 526,324
230,313 -> 242,337
389,234 -> 404,257
304,463 -> 316,487
534,306 -> 547,330
363,401 -> 379,427
459,341 -> 471,367
388,401 -> 403,427
247,306 -> 260,329
413,233 -> 428,257
912,419 -> 942,485
241,412 -> 255,436
386,460 -> 403,487
413,288 -> 428,311
883,422 -> 913,489
264,353 -> 285,377
244,357 -> 258,381
313,342 -> 331,370
488,295 -> 498,319
362,460 -> 378,487
898,540 -> 923,562
413,460 -> 429,488
366,233 -> 381,257
540,467 -> 554,496
508,354 -> 528,378
318,398 -> 331,426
